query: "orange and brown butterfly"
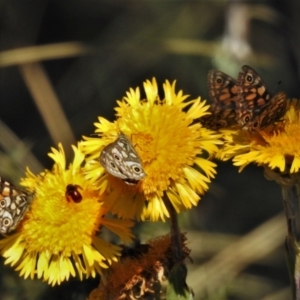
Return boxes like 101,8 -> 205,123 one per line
236,65 -> 287,132
199,70 -> 239,129
0,177 -> 33,234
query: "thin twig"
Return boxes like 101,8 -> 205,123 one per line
0,42 -> 90,67
20,63 -> 76,156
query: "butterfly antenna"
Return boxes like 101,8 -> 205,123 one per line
273,80 -> 282,94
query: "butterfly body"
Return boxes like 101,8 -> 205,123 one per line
0,178 -> 32,234
100,133 -> 146,185
236,65 -> 287,131
200,70 -> 238,129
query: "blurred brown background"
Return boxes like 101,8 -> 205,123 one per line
0,1 -> 299,299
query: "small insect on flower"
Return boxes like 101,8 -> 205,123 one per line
65,184 -> 83,203
100,133 -> 146,185
0,177 -> 32,235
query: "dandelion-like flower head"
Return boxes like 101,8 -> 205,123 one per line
82,78 -> 222,221
0,144 -> 134,285
218,99 -> 300,173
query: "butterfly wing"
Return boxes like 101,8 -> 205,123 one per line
0,179 -> 32,234
236,65 -> 272,127
207,70 -> 238,107
200,70 -> 238,129
247,92 -> 287,132
100,134 -> 146,184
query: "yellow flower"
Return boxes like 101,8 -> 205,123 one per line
218,99 -> 300,173
81,78 -> 221,221
0,144 -> 134,285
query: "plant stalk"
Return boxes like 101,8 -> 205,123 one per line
164,196 -> 182,262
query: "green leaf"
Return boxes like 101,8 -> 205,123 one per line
166,263 -> 194,300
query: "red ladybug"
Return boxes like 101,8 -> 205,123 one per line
65,184 -> 83,203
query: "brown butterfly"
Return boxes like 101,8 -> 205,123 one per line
200,70 -> 238,129
0,177 -> 33,234
236,65 -> 287,132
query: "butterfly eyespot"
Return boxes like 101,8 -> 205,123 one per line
216,78 -> 223,84
133,166 -> 141,173
243,115 -> 251,123
113,154 -> 121,161
0,200 -> 6,208
246,75 -> 253,82
2,217 -> 12,226
110,162 -> 116,168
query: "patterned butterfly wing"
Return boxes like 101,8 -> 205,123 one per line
247,92 -> 287,132
236,65 -> 273,127
236,65 -> 287,131
200,70 -> 238,129
100,133 -> 146,185
0,178 -> 32,234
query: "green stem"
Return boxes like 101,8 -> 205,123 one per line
281,183 -> 300,300
164,196 -> 182,262
265,166 -> 300,299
